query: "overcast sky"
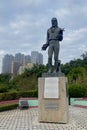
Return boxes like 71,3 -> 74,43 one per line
0,0 -> 87,73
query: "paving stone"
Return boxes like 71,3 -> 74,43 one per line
0,106 -> 87,130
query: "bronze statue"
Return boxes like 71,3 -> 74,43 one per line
42,17 -> 64,73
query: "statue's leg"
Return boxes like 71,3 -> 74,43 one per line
54,41 -> 60,72
48,44 -> 53,73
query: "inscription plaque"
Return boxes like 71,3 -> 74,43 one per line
44,77 -> 59,98
44,103 -> 58,109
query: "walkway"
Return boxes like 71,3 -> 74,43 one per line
0,106 -> 87,130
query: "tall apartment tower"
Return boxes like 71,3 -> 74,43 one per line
31,51 -> 43,65
2,54 -> 14,74
31,51 -> 38,64
11,60 -> 21,77
25,55 -> 31,64
14,53 -> 25,65
11,53 -> 25,77
38,53 -> 43,65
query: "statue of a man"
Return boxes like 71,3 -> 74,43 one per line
42,17 -> 64,73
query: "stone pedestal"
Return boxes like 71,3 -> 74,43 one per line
38,76 -> 69,123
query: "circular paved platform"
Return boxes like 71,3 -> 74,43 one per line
0,106 -> 87,130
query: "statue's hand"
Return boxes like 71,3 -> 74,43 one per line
42,43 -> 49,51
58,28 -> 65,41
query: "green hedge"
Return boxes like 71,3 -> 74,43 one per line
0,89 -> 38,101
0,104 -> 18,112
69,84 -> 86,98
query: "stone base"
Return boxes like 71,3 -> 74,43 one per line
42,71 -> 65,77
38,76 -> 69,123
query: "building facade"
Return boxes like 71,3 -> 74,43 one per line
15,53 -> 25,65
11,61 -> 21,77
2,54 -> 14,74
38,53 -> 43,65
25,55 -> 31,64
31,51 -> 43,65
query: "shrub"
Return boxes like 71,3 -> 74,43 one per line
0,104 -> 18,112
0,89 -> 38,101
0,91 -> 18,101
69,84 -> 86,98
17,89 -> 38,98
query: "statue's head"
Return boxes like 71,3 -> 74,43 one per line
51,17 -> 58,27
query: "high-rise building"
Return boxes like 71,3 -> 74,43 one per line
38,53 -> 43,65
31,51 -> 43,65
11,60 -> 21,77
31,51 -> 38,64
11,53 -> 25,77
2,54 -> 14,74
15,53 -> 25,65
2,52 -> 43,75
25,55 -> 31,64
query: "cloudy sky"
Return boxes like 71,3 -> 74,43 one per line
0,0 -> 87,73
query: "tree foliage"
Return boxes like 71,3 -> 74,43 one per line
0,74 -> 11,83
61,52 -> 87,97
69,84 -> 86,98
8,64 -> 48,91
61,52 -> 87,75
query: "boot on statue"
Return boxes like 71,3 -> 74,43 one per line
48,58 -> 52,73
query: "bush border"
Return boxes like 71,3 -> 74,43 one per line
0,103 -> 18,112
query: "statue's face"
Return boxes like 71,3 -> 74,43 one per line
51,18 -> 57,27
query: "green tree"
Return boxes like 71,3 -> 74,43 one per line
8,64 -> 48,92
0,74 -> 11,83
68,67 -> 86,84
69,84 -> 86,98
